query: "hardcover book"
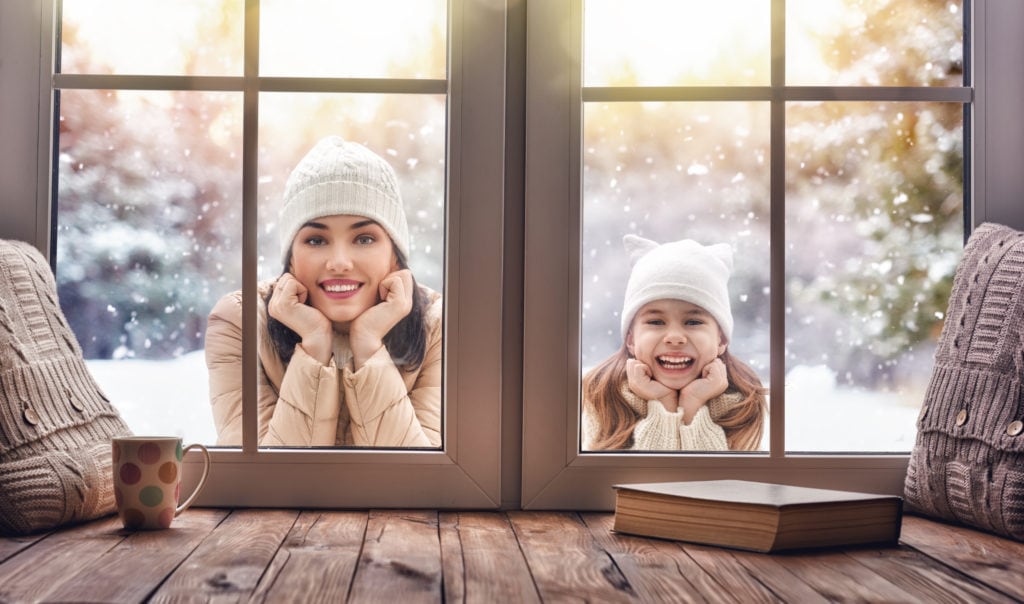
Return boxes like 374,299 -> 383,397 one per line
612,479 -> 903,553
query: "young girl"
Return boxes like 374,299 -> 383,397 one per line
206,136 -> 442,448
582,235 -> 766,451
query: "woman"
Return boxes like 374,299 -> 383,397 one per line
206,136 -> 442,447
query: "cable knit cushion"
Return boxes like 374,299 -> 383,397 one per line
904,222 -> 1024,541
0,239 -> 131,535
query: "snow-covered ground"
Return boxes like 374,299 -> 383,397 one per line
87,356 -> 922,451
88,351 -> 218,445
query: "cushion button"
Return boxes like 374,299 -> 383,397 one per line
1008,420 -> 1023,437
66,387 -> 86,411
23,407 -> 40,426
955,409 -> 968,426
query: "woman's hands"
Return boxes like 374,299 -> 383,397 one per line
626,357 -> 728,423
267,272 -> 333,365
267,269 -> 415,369
349,269 -> 415,369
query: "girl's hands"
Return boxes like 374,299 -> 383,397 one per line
268,272 -> 332,365
349,269 -> 415,369
626,359 -> 678,412
679,357 -> 728,423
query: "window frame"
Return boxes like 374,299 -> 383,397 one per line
521,0 -> 978,509
4,0 -> 1024,512
29,0 -> 506,508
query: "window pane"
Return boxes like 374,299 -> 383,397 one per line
55,89 -> 243,445
787,0 -> 964,86
785,101 -> 964,452
238,92 -> 446,448
260,0 -> 447,79
584,0 -> 770,87
581,101 -> 771,452
60,0 -> 244,76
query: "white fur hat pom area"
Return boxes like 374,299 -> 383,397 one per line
620,234 -> 734,342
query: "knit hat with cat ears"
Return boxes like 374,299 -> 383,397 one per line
620,234 -> 734,342
278,136 -> 409,264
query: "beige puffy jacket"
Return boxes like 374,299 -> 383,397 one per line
205,280 -> 442,448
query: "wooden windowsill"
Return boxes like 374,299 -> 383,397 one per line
0,510 -> 1021,602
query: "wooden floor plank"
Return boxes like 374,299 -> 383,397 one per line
752,547 -> 920,602
899,514 -> 1024,600
439,511 -> 541,604
348,510 -> 443,603
681,543 -> 828,604
250,510 -> 367,604
508,511 -> 638,603
852,539 -> 1020,603
0,515 -> 125,603
581,512 -> 717,604
1,509 -> 1021,604
148,509 -> 299,603
0,530 -> 49,564
41,508 -> 229,603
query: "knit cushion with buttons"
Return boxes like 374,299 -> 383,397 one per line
0,239 -> 131,535
904,222 -> 1024,541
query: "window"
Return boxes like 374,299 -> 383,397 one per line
4,1 -> 1024,511
31,0 -> 506,507
522,0 -> 973,508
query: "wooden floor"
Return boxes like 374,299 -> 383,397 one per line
1,510 -> 1022,603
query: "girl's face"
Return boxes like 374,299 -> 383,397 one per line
626,299 -> 727,391
289,214 -> 398,331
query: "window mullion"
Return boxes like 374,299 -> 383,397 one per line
770,0 -> 786,458
240,0 -> 260,454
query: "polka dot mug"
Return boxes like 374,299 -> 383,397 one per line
111,436 -> 211,530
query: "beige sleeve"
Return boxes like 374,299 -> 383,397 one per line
581,402 -> 600,451
706,390 -> 744,421
677,406 -> 729,451
341,310 -> 443,448
206,292 -> 341,447
631,400 -> 683,450
262,346 -> 342,446
206,292 -> 247,446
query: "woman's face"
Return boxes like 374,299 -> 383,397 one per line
626,299 -> 727,391
289,214 -> 398,331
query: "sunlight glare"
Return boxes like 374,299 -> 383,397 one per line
584,0 -> 770,86
63,0 -> 238,75
260,0 -> 446,78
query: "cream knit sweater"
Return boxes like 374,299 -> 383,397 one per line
582,383 -> 742,451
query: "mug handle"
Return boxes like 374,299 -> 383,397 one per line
175,443 -> 211,516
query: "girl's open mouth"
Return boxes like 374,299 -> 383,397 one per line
657,355 -> 694,370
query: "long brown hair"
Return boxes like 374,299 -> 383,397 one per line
583,343 -> 767,451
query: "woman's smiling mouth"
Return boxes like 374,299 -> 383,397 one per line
320,279 -> 362,298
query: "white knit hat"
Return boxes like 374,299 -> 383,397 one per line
278,136 -> 409,263
620,234 -> 734,342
